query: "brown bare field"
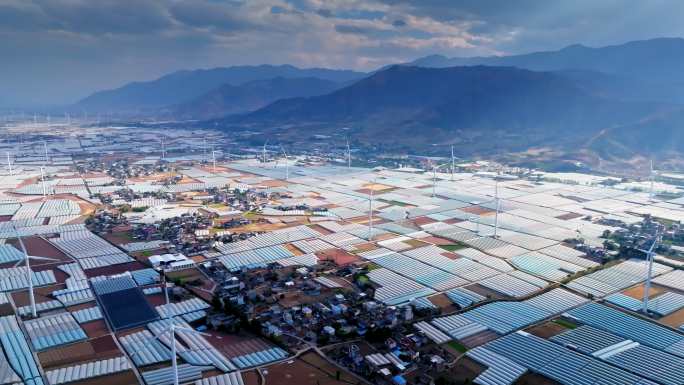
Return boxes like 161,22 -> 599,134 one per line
361,183 -> 394,192
526,321 -> 569,339
517,373 -> 562,385
38,335 -> 121,369
83,261 -> 147,278
413,216 -> 437,226
102,231 -> 134,245
81,319 -> 111,339
349,242 -> 377,253
263,351 -> 358,385
260,179 -> 289,188
283,243 -> 304,256
308,224 -> 333,235
316,249 -> 361,266
658,307 -> 684,329
459,330 -> 499,349
127,172 -> 175,183
622,283 -> 666,300
462,206 -> 495,215
243,370 -> 261,385
7,236 -> 70,261
428,293 -> 458,312
464,284 -> 507,300
447,356 -> 486,384
71,370 -> 139,385
12,287 -> 62,308
206,332 -> 274,358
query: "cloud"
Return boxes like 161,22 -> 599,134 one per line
1,0 -> 683,107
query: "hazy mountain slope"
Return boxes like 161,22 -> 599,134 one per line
408,38 -> 684,82
230,65 -> 664,151
172,77 -> 343,119
76,64 -> 365,112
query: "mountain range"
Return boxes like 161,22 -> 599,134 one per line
169,77 -> 344,119
76,64 -> 364,113
76,37 -> 684,160
226,65 -> 680,156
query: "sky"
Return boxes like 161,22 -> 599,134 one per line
2,0 -> 684,107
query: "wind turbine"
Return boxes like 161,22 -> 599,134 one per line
280,146 -> 289,180
43,141 -> 48,166
14,226 -> 58,318
346,138 -> 351,169
6,152 -> 12,175
431,162 -> 451,198
211,150 -> 217,172
649,159 -> 655,199
262,140 -> 268,167
641,231 -> 660,315
137,322 -> 212,385
494,179 -> 500,238
451,145 -> 455,181
40,167 -> 47,198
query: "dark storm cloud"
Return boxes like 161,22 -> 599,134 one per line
168,0 -> 254,32
1,0 -> 684,107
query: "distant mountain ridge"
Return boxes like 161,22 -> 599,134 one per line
405,38 -> 684,104
407,38 -> 684,82
76,64 -> 365,112
76,37 -> 684,159
171,76 -> 344,119
224,64 -> 682,156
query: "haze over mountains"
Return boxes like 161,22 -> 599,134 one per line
76,37 -> 684,158
171,77 -> 345,120
77,65 -> 364,114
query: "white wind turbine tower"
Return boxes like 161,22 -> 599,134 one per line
649,159 -> 655,199
40,167 -> 47,198
6,152 -> 12,175
260,140 -> 270,167
281,145 -> 289,180
451,145 -> 455,181
431,162 -> 451,198
13,226 -> 58,318
135,322 -> 213,385
346,138 -> 351,169
641,231 -> 660,315
203,137 -> 207,163
494,178 -> 500,238
211,150 -> 217,172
